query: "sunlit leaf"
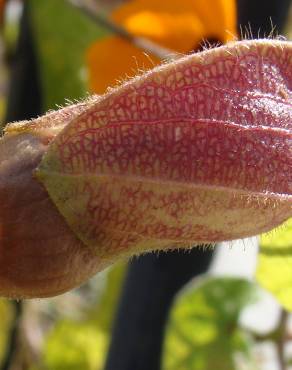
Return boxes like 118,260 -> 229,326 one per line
44,320 -> 109,370
0,299 -> 13,363
256,218 -> 292,311
29,0 -> 109,110
43,265 -> 126,370
162,277 -> 256,370
89,263 -> 126,332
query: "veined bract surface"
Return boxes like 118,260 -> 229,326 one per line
38,39 -> 292,255
0,39 -> 291,298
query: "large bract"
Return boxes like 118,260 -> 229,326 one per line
0,39 -> 291,298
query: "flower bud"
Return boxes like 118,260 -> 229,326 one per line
0,40 -> 291,298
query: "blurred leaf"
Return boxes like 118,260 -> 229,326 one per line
44,320 -> 109,370
43,264 -> 126,370
0,299 -> 13,363
29,0 -> 110,110
162,277 -> 256,370
256,218 -> 292,311
89,263 -> 126,332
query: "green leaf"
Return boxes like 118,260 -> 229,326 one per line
29,0 -> 110,110
256,218 -> 292,311
0,299 -> 13,363
43,264 -> 126,370
162,277 -> 256,370
44,320 -> 108,370
89,263 -> 126,332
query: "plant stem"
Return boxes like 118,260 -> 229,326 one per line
0,301 -> 22,370
276,309 -> 288,370
66,0 -> 178,61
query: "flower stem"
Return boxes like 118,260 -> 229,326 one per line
66,0 -> 178,60
276,309 -> 288,370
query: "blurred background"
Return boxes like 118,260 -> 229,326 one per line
0,1 -> 291,369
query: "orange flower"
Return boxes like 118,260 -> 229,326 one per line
86,0 -> 237,94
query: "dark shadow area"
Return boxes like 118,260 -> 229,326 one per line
237,0 -> 291,37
